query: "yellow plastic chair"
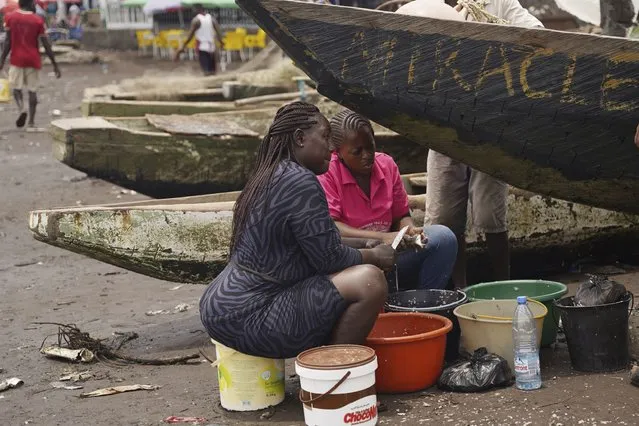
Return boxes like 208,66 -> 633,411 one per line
154,31 -> 170,59
135,30 -> 155,56
244,29 -> 267,58
222,27 -> 247,65
164,29 -> 184,58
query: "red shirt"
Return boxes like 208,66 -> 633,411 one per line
318,152 -> 410,232
5,10 -> 45,69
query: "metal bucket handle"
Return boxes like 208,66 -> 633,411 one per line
298,371 -> 351,404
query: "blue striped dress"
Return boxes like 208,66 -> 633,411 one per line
199,160 -> 362,358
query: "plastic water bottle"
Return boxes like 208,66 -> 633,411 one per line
512,296 -> 542,390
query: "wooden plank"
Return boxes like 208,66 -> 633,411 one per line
81,99 -> 241,117
221,81 -> 295,100
236,0 -> 639,214
145,114 -> 259,137
112,88 -> 225,102
234,89 -> 319,106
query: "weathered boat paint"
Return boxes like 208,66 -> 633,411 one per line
81,99 -> 243,118
51,107 -> 429,198
29,184 -> 639,284
236,0 -> 639,214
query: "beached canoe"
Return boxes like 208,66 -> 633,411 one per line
29,177 -> 639,284
51,106 -> 429,198
82,59 -> 309,116
236,0 -> 639,214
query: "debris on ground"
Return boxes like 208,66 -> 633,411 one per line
59,371 -> 93,382
175,303 -> 190,313
36,322 -> 199,365
50,381 -> 83,390
146,303 -> 192,316
40,346 -> 95,363
14,260 -> 42,267
163,416 -> 208,424
260,409 -> 275,420
62,173 -> 88,183
79,384 -> 160,398
0,378 -> 24,392
110,187 -> 137,196
145,310 -> 170,316
631,365 -> 639,387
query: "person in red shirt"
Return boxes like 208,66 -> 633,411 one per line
0,0 -> 60,128
318,109 -> 458,291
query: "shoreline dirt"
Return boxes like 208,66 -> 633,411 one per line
1,59 -> 638,426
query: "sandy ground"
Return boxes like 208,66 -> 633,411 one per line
1,58 -> 638,426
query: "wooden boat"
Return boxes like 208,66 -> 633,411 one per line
81,99 -> 243,118
236,0 -> 639,214
51,106 -> 428,198
86,84 -> 294,103
29,175 -> 639,284
82,59 -> 309,116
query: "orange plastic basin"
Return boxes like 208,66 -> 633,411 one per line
366,312 -> 452,393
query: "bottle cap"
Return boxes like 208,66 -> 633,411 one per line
517,296 -> 527,304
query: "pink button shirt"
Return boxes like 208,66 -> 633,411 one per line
318,152 -> 410,232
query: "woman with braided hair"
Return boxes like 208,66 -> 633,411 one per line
200,101 -> 396,359
318,109 -> 457,291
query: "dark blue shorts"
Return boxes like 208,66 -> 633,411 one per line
198,50 -> 216,75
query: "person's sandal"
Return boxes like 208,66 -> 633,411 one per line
16,112 -> 27,128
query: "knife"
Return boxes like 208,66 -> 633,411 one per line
391,226 -> 409,251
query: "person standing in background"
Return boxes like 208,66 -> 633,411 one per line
0,0 -> 61,129
398,0 -> 543,289
174,4 -> 223,76
600,0 -> 635,37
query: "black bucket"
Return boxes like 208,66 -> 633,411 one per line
554,292 -> 634,373
385,289 -> 467,361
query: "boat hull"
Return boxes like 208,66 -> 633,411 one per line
50,111 -> 429,198
29,187 -> 639,284
236,0 -> 639,214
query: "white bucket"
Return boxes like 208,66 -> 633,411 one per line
212,340 -> 285,411
295,345 -> 378,426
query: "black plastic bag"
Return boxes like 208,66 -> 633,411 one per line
574,274 -> 627,307
437,348 -> 512,393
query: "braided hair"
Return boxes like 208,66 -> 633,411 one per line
230,101 -> 322,253
329,109 -> 375,151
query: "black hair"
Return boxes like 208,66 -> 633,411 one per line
193,3 -> 204,10
230,101 -> 322,253
19,0 -> 34,10
329,109 -> 374,150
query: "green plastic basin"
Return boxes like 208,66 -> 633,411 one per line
464,280 -> 568,347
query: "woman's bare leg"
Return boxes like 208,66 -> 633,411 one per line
329,264 -> 387,345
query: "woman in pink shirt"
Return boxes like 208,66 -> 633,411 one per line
318,110 -> 457,290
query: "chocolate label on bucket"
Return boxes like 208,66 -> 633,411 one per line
302,396 -> 378,426
344,405 -> 378,424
